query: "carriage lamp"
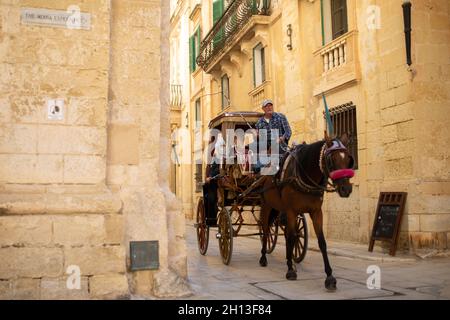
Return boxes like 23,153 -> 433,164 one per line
286,24 -> 293,51
402,1 -> 412,66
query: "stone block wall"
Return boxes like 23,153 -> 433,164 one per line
282,0 -> 450,251
0,194 -> 127,299
0,0 -> 189,299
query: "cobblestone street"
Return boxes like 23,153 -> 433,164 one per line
184,222 -> 450,300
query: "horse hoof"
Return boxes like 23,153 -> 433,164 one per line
259,257 -> 267,267
286,270 -> 297,281
325,276 -> 337,291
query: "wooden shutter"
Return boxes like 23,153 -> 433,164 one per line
213,0 -> 224,49
331,0 -> 348,40
196,27 -> 201,61
213,0 -> 224,24
189,35 -> 195,73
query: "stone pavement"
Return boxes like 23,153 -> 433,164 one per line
183,222 -> 450,300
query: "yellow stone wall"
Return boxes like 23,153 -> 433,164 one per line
1,0 -> 189,299
174,0 -> 450,251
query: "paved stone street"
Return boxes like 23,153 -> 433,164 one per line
183,222 -> 450,300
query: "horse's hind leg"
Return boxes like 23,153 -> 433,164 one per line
285,209 -> 297,280
311,209 -> 336,291
259,205 -> 270,267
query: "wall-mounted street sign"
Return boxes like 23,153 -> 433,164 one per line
21,7 -> 91,30
369,192 -> 408,256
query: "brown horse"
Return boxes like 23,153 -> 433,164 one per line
258,133 -> 355,291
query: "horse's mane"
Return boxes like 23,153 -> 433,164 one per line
284,139 -> 326,186
295,140 -> 325,168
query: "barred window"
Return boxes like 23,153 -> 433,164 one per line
327,102 -> 358,169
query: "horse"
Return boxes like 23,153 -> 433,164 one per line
258,133 -> 355,291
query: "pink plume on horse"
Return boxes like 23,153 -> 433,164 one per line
330,169 -> 355,181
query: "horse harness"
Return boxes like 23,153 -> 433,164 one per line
278,140 -> 352,197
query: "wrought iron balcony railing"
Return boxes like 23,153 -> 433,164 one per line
170,84 -> 183,109
196,0 -> 271,72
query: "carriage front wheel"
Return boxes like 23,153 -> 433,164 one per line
293,213 -> 308,263
196,197 -> 209,255
217,207 -> 233,265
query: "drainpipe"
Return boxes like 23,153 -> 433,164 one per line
402,1 -> 412,66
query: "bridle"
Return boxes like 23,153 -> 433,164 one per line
284,139 -> 355,196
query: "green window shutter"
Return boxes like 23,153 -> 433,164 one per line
213,0 -> 224,49
213,0 -> 224,24
253,46 -> 256,87
196,27 -> 201,62
261,46 -> 265,83
189,35 -> 195,73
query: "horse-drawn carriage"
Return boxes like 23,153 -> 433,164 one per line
195,112 -> 308,266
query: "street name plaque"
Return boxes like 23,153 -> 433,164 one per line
21,7 -> 91,30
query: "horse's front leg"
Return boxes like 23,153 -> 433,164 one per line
285,209 -> 297,280
259,205 -> 270,267
311,209 -> 336,291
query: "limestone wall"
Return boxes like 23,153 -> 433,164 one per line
0,0 -> 188,299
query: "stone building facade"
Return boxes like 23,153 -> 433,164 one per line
170,0 -> 449,251
0,0 -> 190,299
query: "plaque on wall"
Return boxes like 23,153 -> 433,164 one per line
21,7 -> 91,30
369,192 -> 407,256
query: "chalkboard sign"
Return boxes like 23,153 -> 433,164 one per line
369,192 -> 407,256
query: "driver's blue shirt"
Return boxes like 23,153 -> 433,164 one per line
255,112 -> 292,143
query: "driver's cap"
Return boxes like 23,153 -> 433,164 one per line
262,99 -> 273,108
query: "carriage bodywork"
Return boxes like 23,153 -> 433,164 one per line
195,112 -> 308,265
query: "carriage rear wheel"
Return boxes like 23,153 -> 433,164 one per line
196,197 -> 209,256
259,219 -> 278,254
293,213 -> 308,263
217,207 -> 233,265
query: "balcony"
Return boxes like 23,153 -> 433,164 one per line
170,84 -> 183,127
196,0 -> 271,73
170,84 -> 183,109
313,30 -> 360,96
249,80 -> 272,111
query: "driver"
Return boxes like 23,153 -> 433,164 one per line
254,99 -> 292,174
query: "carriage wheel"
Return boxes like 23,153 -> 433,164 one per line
196,197 -> 209,256
293,213 -> 308,263
259,219 -> 278,254
217,207 -> 233,265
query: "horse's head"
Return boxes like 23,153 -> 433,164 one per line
322,133 -> 355,198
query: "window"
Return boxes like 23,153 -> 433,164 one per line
189,27 -> 201,73
221,74 -> 230,109
253,43 -> 266,88
331,0 -> 348,39
327,102 -> 358,169
195,98 -> 201,129
322,0 -> 348,45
